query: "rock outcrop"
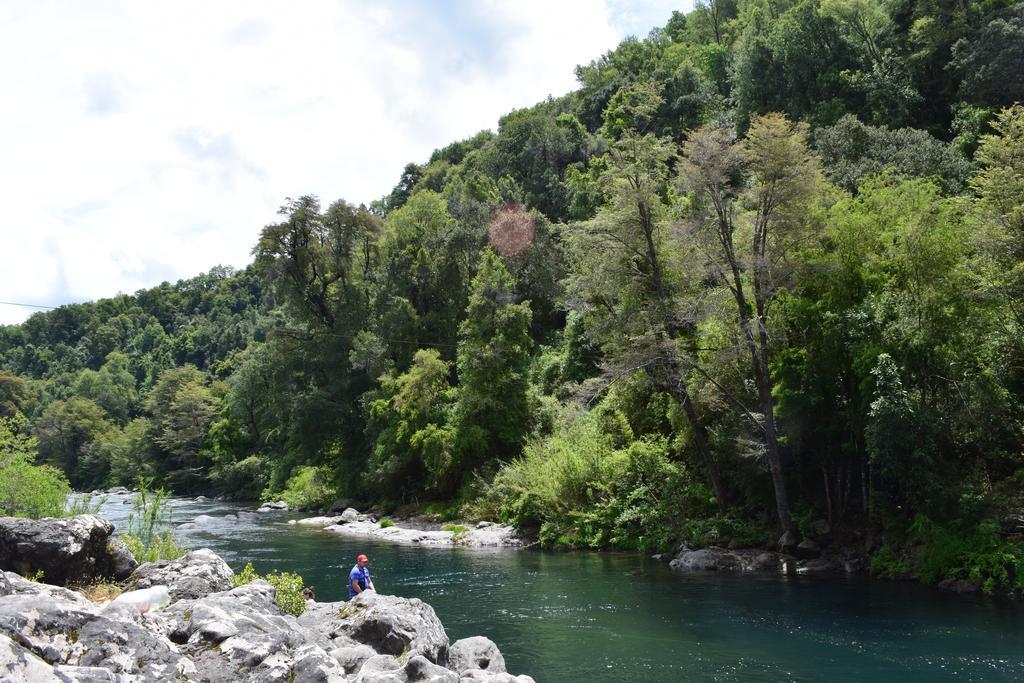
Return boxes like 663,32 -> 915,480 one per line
124,548 -> 234,601
0,514 -> 138,585
317,512 -> 524,549
669,546 -> 786,573
0,548 -> 535,682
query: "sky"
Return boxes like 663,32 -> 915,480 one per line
0,0 -> 692,325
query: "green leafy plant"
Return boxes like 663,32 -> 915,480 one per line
442,523 -> 468,538
65,493 -> 106,516
232,561 -> 307,616
120,479 -> 187,563
0,416 -> 70,519
275,466 -> 336,510
379,518 -> 395,528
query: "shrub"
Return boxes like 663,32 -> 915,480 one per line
232,561 -> 307,616
907,515 -> 1024,593
120,480 -> 187,563
0,417 -> 71,519
276,466 -> 336,510
442,523 -> 468,538
479,411 -> 711,551
379,518 -> 395,528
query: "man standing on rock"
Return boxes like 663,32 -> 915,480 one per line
348,553 -> 375,598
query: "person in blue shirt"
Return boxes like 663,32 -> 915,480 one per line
348,553 -> 375,598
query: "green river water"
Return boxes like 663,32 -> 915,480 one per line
98,495 -> 1023,682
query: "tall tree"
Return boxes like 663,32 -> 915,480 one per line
678,114 -> 825,544
451,249 -> 533,488
565,131 -> 729,511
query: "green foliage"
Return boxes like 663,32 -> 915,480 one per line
232,561 -> 307,616
120,480 -> 187,563
442,523 -> 468,538
276,466 -> 336,510
0,416 -> 71,518
450,249 -> 533,488
3,0 -> 1024,579
379,518 -> 395,528
482,411 -> 711,551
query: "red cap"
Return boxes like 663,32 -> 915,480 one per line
357,554 -> 369,563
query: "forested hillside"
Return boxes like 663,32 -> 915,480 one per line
4,0 -> 1024,590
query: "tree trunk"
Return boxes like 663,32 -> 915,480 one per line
639,198 -> 727,511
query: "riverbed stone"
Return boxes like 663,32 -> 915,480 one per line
340,507 -> 361,523
293,515 -> 345,528
448,636 -> 506,675
937,577 -> 982,594
669,547 -> 787,573
459,672 -> 536,683
0,514 -> 137,585
126,547 -> 234,600
795,539 -> 821,559
796,558 -> 842,574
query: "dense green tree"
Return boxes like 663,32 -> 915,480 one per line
33,397 -> 112,489
0,416 -> 71,518
365,349 -> 455,497
451,249 -> 533,488
73,351 -> 137,423
679,114 -> 826,543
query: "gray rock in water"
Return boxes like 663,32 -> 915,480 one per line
938,577 -> 982,594
669,547 -> 786,573
796,558 -> 842,574
126,548 -> 234,601
459,671 -> 537,683
340,507 -> 361,523
448,636 -> 506,675
795,539 -> 821,559
778,530 -> 799,553
0,514 -> 137,585
844,557 -> 867,574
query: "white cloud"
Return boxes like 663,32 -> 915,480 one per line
0,1 -> 689,325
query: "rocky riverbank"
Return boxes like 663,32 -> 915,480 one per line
0,516 -> 535,682
288,508 -> 526,549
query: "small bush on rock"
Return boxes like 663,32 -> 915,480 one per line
232,561 -> 308,616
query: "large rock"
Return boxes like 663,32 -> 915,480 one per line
300,592 -> 449,664
669,547 -> 786,573
164,580 -> 344,682
448,636 -> 506,675
126,548 -> 234,600
0,514 -> 137,585
0,571 -> 196,680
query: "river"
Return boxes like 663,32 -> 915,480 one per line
95,494 -> 1023,682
